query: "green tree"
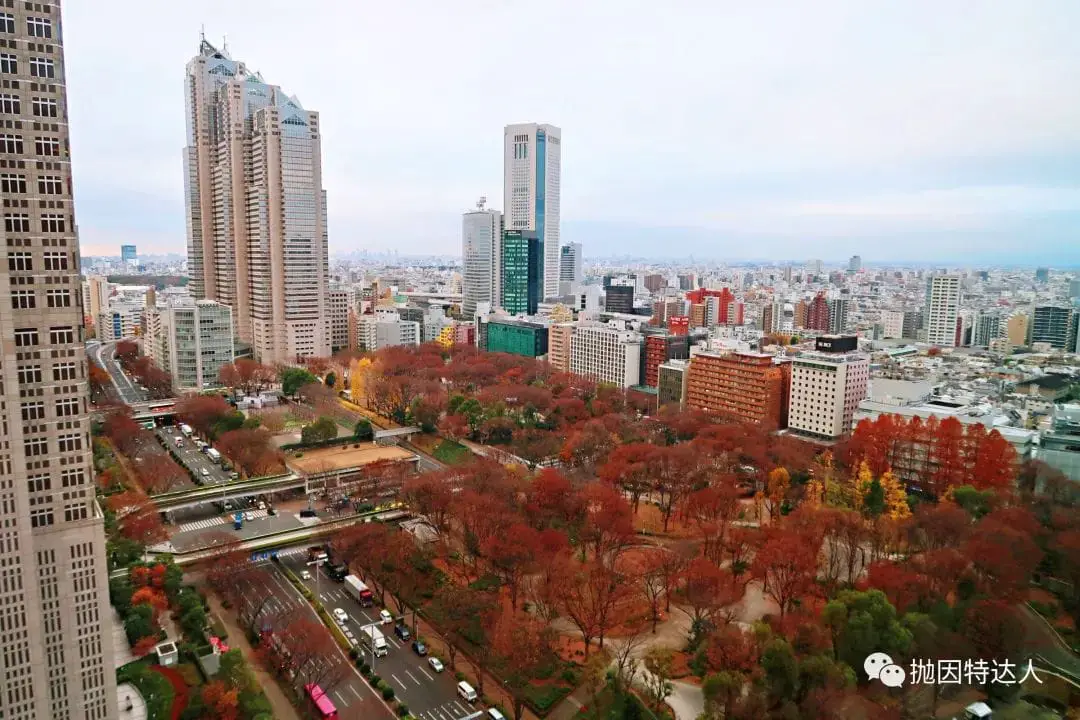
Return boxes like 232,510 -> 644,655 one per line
862,478 -> 885,518
760,638 -> 798,705
211,411 -> 245,439
951,485 -> 994,519
823,589 -> 912,677
280,367 -> 317,397
123,604 -> 155,645
354,419 -> 374,441
325,372 -> 336,388
301,416 -> 338,444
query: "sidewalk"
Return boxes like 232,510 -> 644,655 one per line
204,591 -> 301,720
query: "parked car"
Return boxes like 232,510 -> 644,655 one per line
379,609 -> 393,625
300,570 -> 312,581
200,468 -> 210,478
333,608 -> 348,624
411,640 -> 427,656
458,681 -> 478,703
428,657 -> 444,673
487,710 -> 506,720
394,624 -> 411,641
244,511 -> 254,522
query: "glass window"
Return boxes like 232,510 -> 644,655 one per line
0,13 -> 13,33
26,17 -> 51,38
0,92 -> 19,114
0,53 -> 16,74
29,57 -> 54,79
1,173 -> 26,193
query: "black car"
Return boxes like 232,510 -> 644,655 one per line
394,623 -> 411,641
411,640 -> 427,656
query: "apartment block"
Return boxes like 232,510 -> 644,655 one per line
880,310 -> 904,339
924,275 -> 961,347
642,332 -> 689,388
788,336 -> 869,440
1031,305 -> 1077,350
547,323 -> 573,372
1006,312 -> 1030,347
96,306 -> 142,341
569,324 -> 642,388
146,300 -> 235,392
686,352 -> 787,427
0,2 -> 117,716
185,39 -> 330,364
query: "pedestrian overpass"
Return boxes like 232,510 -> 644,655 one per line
152,473 -> 307,511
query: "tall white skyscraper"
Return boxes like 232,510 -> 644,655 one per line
0,2 -> 117,717
504,123 -> 562,299
185,39 -> 331,364
462,198 -> 503,319
925,275 -> 961,347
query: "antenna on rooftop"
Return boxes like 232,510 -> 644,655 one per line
200,24 -> 205,42
223,34 -> 228,53
476,196 -> 487,211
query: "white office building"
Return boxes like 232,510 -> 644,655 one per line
145,300 -> 235,391
97,305 -> 144,341
504,123 -> 562,299
462,198 -> 503,320
924,275 -> 961,347
788,344 -> 870,440
358,311 -> 420,351
569,323 -> 642,388
560,242 -> 583,288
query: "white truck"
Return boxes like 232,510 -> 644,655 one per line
179,424 -> 193,437
360,625 -> 388,657
206,448 -> 222,463
343,575 -> 374,606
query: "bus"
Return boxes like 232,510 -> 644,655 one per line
206,448 -> 222,464
305,684 -> 338,719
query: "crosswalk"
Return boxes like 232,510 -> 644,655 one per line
416,700 -> 477,720
175,509 -> 267,533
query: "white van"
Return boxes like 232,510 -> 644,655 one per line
457,681 -> 478,703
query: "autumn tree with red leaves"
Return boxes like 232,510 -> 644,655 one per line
200,681 -> 240,720
483,522 -> 541,609
216,428 -> 282,477
176,394 -> 231,437
489,607 -> 556,720
218,358 -> 276,397
677,557 -> 746,638
751,528 -> 820,618
560,559 -> 632,658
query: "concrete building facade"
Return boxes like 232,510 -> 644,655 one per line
504,123 -> 561,299
788,337 -> 870,440
0,2 -> 117,716
146,300 -> 235,392
328,290 -> 350,352
569,324 -> 642,388
185,39 -> 330,364
658,359 -> 690,408
547,323 -> 573,373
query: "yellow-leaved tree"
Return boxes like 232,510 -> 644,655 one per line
880,469 -> 910,520
764,467 -> 791,523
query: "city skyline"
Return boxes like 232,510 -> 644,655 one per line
63,1 -> 1080,262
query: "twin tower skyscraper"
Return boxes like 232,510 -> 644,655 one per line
462,124 -> 563,319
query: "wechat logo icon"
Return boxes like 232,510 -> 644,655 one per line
864,652 -> 906,688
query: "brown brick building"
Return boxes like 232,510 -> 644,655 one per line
686,352 -> 788,428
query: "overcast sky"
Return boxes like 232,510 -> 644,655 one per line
65,1 -> 1080,263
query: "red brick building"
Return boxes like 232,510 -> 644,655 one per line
805,291 -> 831,332
686,351 -> 787,428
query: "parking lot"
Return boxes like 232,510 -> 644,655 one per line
276,550 -> 478,720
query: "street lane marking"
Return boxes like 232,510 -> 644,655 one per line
452,701 -> 469,714
405,670 -> 421,686
436,708 -> 453,720
391,673 -> 407,689
350,685 -> 363,701
417,666 -> 433,681
334,690 -> 347,707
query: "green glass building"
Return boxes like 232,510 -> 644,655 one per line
500,230 -> 540,315
486,319 -> 550,358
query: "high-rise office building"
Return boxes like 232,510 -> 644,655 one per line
605,285 -> 635,314
1069,279 -> 1080,301
1035,267 -> 1050,284
0,3 -> 117,717
145,300 -> 235,392
828,293 -> 850,334
848,255 -> 862,273
1031,305 -> 1076,350
504,123 -> 561,299
185,39 -> 330,364
559,242 -> 583,288
973,313 -> 1003,348
328,289 -> 350,352
462,198 -> 503,319
500,230 -> 540,315
924,275 -> 961,347
120,244 -> 137,263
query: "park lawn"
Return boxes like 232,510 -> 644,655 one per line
432,439 -> 471,465
117,660 -> 177,720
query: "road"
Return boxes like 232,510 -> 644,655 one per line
157,427 -> 231,486
87,339 -> 146,404
275,550 -> 476,720
235,554 -> 393,720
